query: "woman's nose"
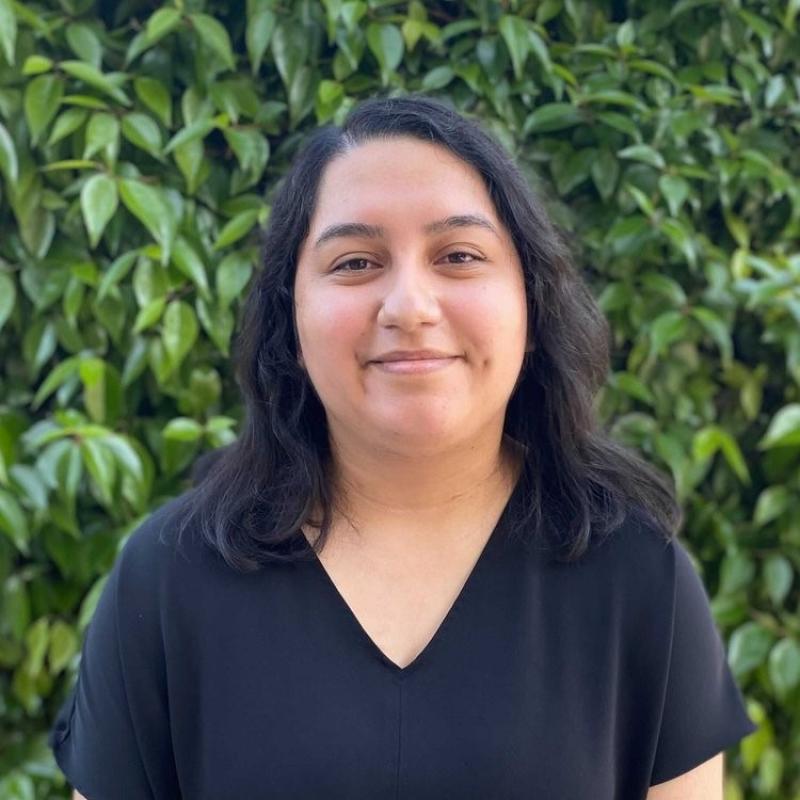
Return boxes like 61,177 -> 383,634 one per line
376,262 -> 442,331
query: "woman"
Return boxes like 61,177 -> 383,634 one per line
50,94 -> 756,799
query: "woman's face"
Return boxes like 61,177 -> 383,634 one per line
293,136 -> 528,456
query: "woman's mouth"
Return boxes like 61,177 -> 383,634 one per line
369,357 -> 460,374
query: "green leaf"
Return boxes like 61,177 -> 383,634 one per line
597,111 -> 639,138
606,214 -> 650,256
25,617 -> 49,677
196,297 -> 233,355
164,116 -> 217,154
0,0 -> 16,65
649,310 -> 687,356
763,554 -> 793,607
271,19 -> 308,89
32,356 -> 80,409
366,23 -> 404,86
24,74 -> 64,144
46,108 -> 89,146
421,65 -> 454,91
162,300 -> 198,373
223,128 -> 269,182
524,103 -> 583,135
186,367 -> 222,414
0,273 -> 15,333
63,275 -> 85,325
614,372 -> 654,404
287,65 -> 314,129
163,417 -> 204,442
617,144 -> 665,169
527,28 -> 551,72
590,149 -> 619,201
118,178 -> 176,265
723,209 -> 749,248
22,55 -> 52,75
104,433 -> 145,485
316,79 -> 345,121
191,13 -> 236,71
80,437 -> 116,507
133,295 -> 167,333
98,251 -> 138,301
690,307 -> 732,367
173,138 -> 205,194
754,486 -> 791,526
81,173 -> 118,248
0,488 -> 29,554
658,174 -> 690,216
612,17 -> 633,47
65,22 -> 102,68
552,148 -> 594,196
0,120 -> 18,185
246,8 -> 276,74
61,93 -> 109,110
784,0 -> 800,29
759,404 -> 800,449
60,61 -> 130,105
145,7 -> 182,46
216,252 -> 253,307
121,112 -> 163,157
768,638 -> 800,695
4,576 -> 30,642
628,58 -> 676,83
0,774 -> 35,800
84,112 -> 120,162
402,17 -> 428,51
719,552 -> 756,594
498,15 -> 530,81
172,236 -> 210,299
687,83 -> 740,106
728,621 -> 774,678
212,209 -> 259,250
582,90 -> 644,110
40,159 -> 99,172
624,183 -> 655,217
692,425 -> 750,482
133,77 -> 172,127
78,358 -> 102,422
640,273 -> 687,306
47,621 -> 78,675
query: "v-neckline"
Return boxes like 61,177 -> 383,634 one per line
307,478 -> 521,678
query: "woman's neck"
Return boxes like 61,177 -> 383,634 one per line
320,432 -> 524,549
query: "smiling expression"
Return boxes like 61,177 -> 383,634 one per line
293,136 -> 529,455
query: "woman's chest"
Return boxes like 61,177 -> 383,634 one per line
163,556 -> 668,800
177,642 -> 626,799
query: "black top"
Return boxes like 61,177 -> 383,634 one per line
49,481 -> 757,799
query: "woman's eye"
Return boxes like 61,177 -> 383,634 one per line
443,251 -> 483,265
332,257 -> 374,273
331,251 -> 484,273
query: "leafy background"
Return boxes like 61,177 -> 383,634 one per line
0,0 -> 798,797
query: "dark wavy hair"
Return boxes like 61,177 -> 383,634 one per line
174,93 -> 682,573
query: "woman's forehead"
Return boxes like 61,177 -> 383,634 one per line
306,144 -> 504,240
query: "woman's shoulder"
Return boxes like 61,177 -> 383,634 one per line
550,505 -> 685,616
573,504 -> 678,574
113,489 -> 221,587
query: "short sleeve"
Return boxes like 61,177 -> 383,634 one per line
48,508 -> 181,799
650,538 -> 758,786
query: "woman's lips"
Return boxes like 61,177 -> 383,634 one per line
369,357 -> 460,374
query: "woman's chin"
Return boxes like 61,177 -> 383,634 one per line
365,414 -> 467,450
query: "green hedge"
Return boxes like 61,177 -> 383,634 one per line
0,0 -> 798,797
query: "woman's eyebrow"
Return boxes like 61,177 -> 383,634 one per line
312,214 -> 500,250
